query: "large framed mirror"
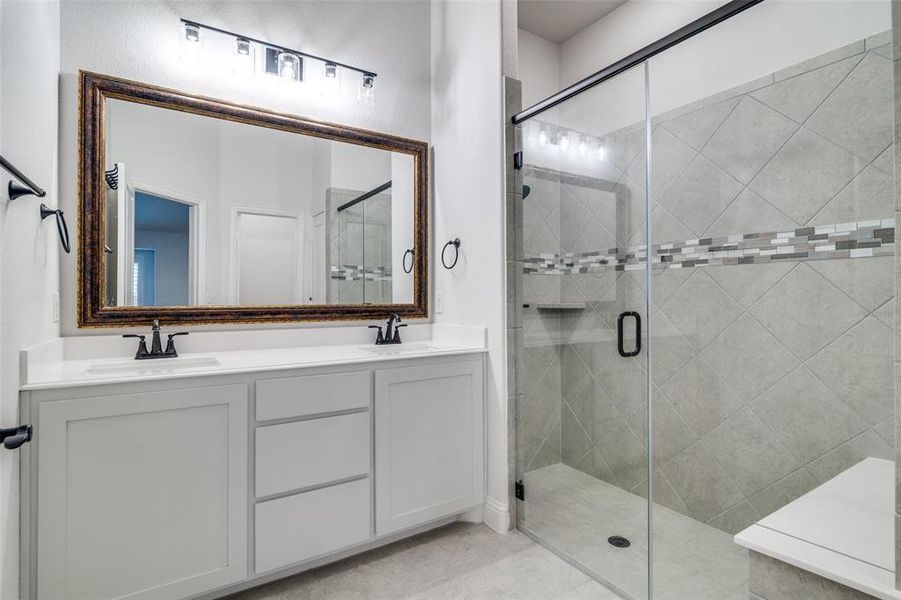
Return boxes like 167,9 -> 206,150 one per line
78,71 -> 428,327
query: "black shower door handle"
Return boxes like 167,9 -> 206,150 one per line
617,311 -> 641,357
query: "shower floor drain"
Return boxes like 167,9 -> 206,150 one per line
608,535 -> 631,548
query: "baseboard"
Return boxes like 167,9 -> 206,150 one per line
483,496 -> 511,533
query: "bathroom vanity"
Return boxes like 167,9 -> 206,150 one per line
17,335 -> 486,599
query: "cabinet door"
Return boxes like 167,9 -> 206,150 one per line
36,385 -> 249,600
374,359 -> 484,535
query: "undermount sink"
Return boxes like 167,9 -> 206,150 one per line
359,342 -> 442,355
84,356 -> 221,376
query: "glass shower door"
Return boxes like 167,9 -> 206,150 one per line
646,4 -> 895,599
515,62 -> 653,599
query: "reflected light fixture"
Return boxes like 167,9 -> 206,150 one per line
597,144 -> 607,161
538,126 -> 548,147
579,135 -> 588,156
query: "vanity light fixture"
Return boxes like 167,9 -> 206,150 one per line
278,51 -> 301,82
323,62 -> 340,98
233,37 -> 254,78
180,22 -> 203,66
358,73 -> 376,106
538,125 -> 548,147
179,19 -> 377,103
578,135 -> 588,156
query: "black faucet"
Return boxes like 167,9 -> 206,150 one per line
369,313 -> 407,345
123,320 -> 189,360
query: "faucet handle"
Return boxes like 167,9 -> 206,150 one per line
122,334 -> 146,341
393,323 -> 407,342
167,332 -> 189,338
368,325 -> 384,344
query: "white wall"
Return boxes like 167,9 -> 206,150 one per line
552,0 -> 891,134
517,28 -> 560,108
431,0 -> 508,530
59,0 -> 431,334
0,1 -> 60,597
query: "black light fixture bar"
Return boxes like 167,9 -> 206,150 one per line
511,0 -> 764,124
180,18 -> 377,78
337,181 -> 392,213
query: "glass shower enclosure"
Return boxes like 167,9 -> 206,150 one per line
514,2 -> 896,598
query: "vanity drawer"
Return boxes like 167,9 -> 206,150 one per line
256,370 -> 370,421
255,478 -> 371,573
256,412 -> 370,497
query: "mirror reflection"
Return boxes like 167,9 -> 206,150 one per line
102,98 -> 415,308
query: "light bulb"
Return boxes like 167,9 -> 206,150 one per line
579,136 -> 588,156
323,62 -> 340,98
559,131 -> 570,151
233,38 -> 254,78
278,52 -> 301,81
180,22 -> 203,67
357,73 -> 376,106
597,144 -> 607,161
538,126 -> 548,147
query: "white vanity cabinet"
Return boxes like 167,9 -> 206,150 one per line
19,351 -> 485,600
30,384 -> 249,600
374,359 -> 484,535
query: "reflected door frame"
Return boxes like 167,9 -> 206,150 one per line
124,181 -> 205,307
228,207 -> 305,305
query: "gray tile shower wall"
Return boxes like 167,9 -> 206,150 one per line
519,34 -> 896,536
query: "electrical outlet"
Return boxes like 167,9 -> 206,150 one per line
52,293 -> 60,323
435,291 -> 445,314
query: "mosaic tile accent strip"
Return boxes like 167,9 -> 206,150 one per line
523,218 -> 895,274
330,265 -> 392,281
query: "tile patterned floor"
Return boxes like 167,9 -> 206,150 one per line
522,464 -> 750,599
229,521 -> 621,600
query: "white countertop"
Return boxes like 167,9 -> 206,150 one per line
735,457 -> 900,600
20,324 -> 487,391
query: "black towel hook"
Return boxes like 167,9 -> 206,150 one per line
441,238 -> 461,269
402,248 -> 414,273
40,204 -> 71,254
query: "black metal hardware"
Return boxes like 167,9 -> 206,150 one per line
441,238 -> 461,270
617,311 -> 641,358
608,535 -> 631,548
181,19 -> 377,79
375,313 -> 404,345
513,151 -> 523,170
402,248 -> 415,274
1,155 -> 46,201
337,180 -> 392,213
511,0 -> 764,124
368,325 -> 385,344
522,184 -> 531,199
515,480 -> 525,501
40,204 -> 71,254
105,164 -> 119,190
1,424 -> 33,450
104,245 -> 114,254
124,320 -> 189,359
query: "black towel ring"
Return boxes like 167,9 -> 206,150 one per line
441,238 -> 461,270
402,248 -> 415,273
40,203 -> 71,254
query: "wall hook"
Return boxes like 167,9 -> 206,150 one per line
441,238 -> 461,269
41,203 -> 71,254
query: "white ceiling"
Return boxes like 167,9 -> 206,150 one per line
518,0 -> 628,44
